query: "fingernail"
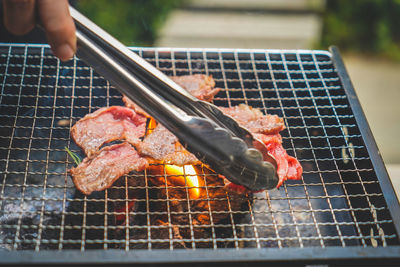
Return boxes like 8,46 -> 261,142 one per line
55,44 -> 74,61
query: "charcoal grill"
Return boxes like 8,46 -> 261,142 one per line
0,43 -> 399,264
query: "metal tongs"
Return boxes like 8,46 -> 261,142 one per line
69,7 -> 278,191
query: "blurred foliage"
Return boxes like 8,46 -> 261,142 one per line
77,0 -> 185,46
320,0 -> 400,60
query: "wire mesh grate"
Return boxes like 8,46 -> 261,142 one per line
0,44 -> 398,251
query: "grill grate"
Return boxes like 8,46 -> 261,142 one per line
0,44 -> 399,252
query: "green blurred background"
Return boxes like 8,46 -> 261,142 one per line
77,0 -> 185,46
320,0 -> 400,60
77,0 -> 400,60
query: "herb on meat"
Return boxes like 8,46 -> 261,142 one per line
65,147 -> 82,166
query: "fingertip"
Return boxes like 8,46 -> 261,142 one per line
46,21 -> 76,61
53,43 -> 75,62
38,0 -> 76,61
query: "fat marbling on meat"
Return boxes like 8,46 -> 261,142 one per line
219,104 -> 285,135
69,142 -> 148,195
170,74 -> 220,102
71,106 -> 146,157
136,124 -> 200,165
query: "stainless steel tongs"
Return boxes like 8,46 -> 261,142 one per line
69,6 -> 278,191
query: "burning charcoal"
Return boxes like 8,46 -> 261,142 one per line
108,174 -> 146,226
149,220 -> 187,249
141,164 -> 250,248
109,174 -> 188,249
60,189 -> 109,250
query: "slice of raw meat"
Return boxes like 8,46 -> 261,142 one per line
255,133 -> 303,188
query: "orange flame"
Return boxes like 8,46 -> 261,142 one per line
147,118 -> 157,134
165,165 -> 200,198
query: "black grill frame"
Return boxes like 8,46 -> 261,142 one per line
0,43 -> 399,263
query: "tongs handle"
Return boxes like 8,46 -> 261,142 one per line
69,6 -> 278,191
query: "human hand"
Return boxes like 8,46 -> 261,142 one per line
2,0 -> 76,61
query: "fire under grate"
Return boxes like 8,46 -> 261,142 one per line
0,44 -> 399,255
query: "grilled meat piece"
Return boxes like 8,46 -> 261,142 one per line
137,124 -> 200,165
122,96 -> 150,117
122,74 -> 220,117
69,73 -> 301,195
69,142 -> 148,195
137,104 -> 287,167
223,133 -> 303,192
71,106 -> 147,157
170,74 -> 220,102
219,104 -> 285,135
